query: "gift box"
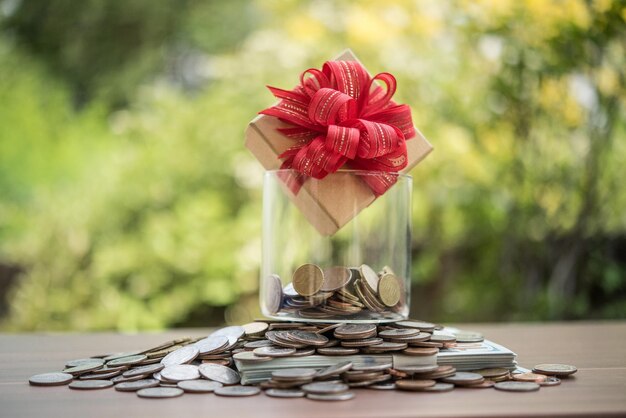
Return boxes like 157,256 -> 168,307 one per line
245,49 -> 433,236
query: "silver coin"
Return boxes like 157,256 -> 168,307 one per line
112,374 -> 144,383
210,326 -> 245,341
539,376 -> 562,386
114,379 -> 160,392
69,380 -> 114,390
244,340 -> 273,349
63,361 -> 104,375
301,382 -> 349,394
29,372 -> 73,386
314,361 -> 353,379
123,363 -> 164,378
161,346 -> 199,366
265,388 -> 305,398
198,363 -> 240,385
65,358 -> 105,368
215,386 -> 261,397
160,365 -> 200,382
232,351 -> 273,362
494,381 -> 540,392
395,365 -> 440,374
107,354 -> 148,367
194,336 -> 229,355
366,382 -> 396,390
177,380 -> 223,393
265,274 -> 283,314
136,387 -> 184,398
307,392 -> 355,401
253,346 -> 296,358
272,368 -> 317,380
103,351 -> 142,362
422,382 -> 455,392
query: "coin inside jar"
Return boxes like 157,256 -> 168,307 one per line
265,274 -> 283,314
292,264 -> 324,296
378,273 -> 401,307
320,267 -> 352,291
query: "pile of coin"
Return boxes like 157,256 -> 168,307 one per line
28,319 -> 578,400
266,264 -> 406,320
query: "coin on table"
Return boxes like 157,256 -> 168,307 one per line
287,330 -> 329,346
512,372 -> 547,383
265,388 -> 305,398
452,330 -> 484,343
63,361 -> 104,375
29,372 -> 73,386
532,364 -> 577,377
473,368 -> 510,378
317,347 -> 359,356
272,368 -> 317,381
362,342 -> 408,352
103,351 -> 142,362
441,372 -> 485,386
66,358 -> 105,368
232,351 -> 272,363
429,334 -> 457,344
495,381 -> 540,392
394,365 -> 440,374
69,380 -> 114,390
210,325 -> 245,341
115,378 -> 160,392
395,320 -> 436,332
265,274 -> 283,314
242,321 -> 269,336
161,346 -> 199,366
422,382 -> 455,392
301,382 -> 349,394
366,382 -> 396,390
215,386 -> 261,397
160,365 -> 200,382
402,347 -> 439,357
307,392 -> 355,401
395,380 -> 438,391
359,264 -> 380,294
292,264 -> 324,296
177,380 -> 223,393
244,340 -> 273,349
334,323 -> 377,339
107,354 -> 147,367
321,267 -> 352,291
194,336 -> 229,355
314,361 -> 353,379
123,363 -> 165,378
253,346 -> 296,358
378,328 -> 419,338
137,387 -> 184,398
198,363 -> 240,385
539,377 -> 561,386
464,380 -> 495,388
378,273 -> 401,307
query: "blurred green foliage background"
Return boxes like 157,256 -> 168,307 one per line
0,0 -> 624,331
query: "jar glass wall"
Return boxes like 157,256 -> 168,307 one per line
261,170 -> 412,323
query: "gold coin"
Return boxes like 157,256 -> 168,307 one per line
378,273 -> 401,307
292,264 -> 324,297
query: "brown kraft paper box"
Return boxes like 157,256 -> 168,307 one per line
245,49 -> 433,236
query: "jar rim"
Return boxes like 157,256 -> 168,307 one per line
265,169 -> 412,180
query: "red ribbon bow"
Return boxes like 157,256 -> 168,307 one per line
260,60 -> 415,196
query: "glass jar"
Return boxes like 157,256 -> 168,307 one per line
260,169 -> 412,323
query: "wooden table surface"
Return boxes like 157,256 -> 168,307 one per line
1,321 -> 625,418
